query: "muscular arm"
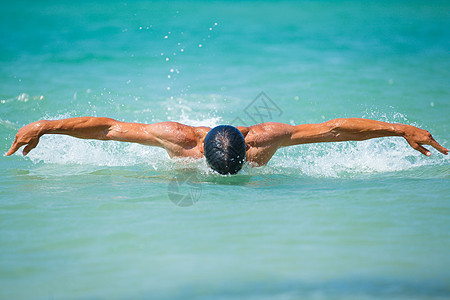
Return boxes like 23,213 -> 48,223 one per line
6,117 -> 198,156
283,118 -> 448,156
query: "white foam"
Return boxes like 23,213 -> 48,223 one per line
176,109 -> 222,128
27,135 -> 169,168
270,137 -> 448,178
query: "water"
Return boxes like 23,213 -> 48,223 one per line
1,1 -> 449,299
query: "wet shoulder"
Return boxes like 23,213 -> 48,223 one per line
246,122 -> 292,144
194,126 -> 211,142
152,122 -> 199,146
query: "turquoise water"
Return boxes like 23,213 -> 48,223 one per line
1,1 -> 449,299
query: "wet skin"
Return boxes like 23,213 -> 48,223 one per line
6,117 -> 448,166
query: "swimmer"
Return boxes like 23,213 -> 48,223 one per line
6,117 -> 448,174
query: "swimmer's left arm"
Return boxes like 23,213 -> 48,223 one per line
282,118 -> 448,156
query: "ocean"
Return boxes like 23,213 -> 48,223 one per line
1,0 -> 449,299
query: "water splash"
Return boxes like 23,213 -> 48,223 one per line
270,138 -> 448,178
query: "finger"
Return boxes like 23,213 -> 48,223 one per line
416,144 -> 431,156
429,138 -> 448,155
22,140 -> 38,156
6,140 -> 24,156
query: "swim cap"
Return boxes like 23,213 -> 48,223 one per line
204,125 -> 246,175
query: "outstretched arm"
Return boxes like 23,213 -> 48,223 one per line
6,117 -> 198,156
282,118 -> 447,156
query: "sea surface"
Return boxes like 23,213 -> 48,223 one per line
1,1 -> 449,299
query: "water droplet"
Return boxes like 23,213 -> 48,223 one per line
17,93 -> 29,102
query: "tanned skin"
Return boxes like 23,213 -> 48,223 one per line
6,117 -> 448,166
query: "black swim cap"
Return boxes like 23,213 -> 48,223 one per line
204,125 -> 246,175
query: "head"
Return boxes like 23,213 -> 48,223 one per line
203,125 -> 246,175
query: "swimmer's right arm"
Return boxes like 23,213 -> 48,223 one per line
5,117 -> 194,156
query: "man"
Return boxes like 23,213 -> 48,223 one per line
6,117 -> 448,175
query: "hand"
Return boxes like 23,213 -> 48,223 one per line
6,121 -> 45,156
401,124 -> 448,156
